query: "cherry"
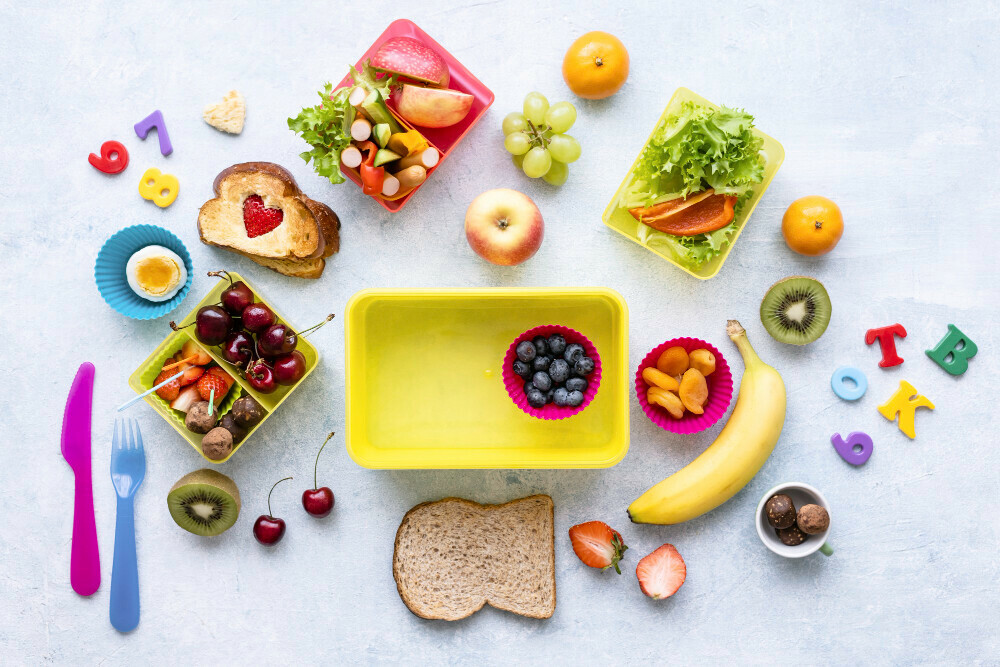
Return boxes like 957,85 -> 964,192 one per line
258,314 -> 335,357
171,305 -> 230,346
253,476 -> 292,546
273,350 -> 307,386
242,303 -> 276,334
245,359 -> 277,393
220,331 -> 253,367
302,432 -> 336,518
255,338 -> 277,363
209,271 -> 254,316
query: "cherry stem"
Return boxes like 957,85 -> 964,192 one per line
267,477 -> 292,518
169,320 -> 194,331
313,432 -> 335,489
207,270 -> 235,287
300,314 -> 336,338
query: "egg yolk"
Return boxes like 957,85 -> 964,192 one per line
135,256 -> 180,296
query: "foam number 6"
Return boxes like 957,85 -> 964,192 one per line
830,431 -> 873,466
88,140 -> 129,174
138,168 -> 179,208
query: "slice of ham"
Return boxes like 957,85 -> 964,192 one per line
629,190 -> 737,236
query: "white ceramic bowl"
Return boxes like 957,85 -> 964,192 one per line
755,482 -> 832,558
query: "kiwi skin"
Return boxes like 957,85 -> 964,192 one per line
167,469 -> 241,537
759,275 -> 832,345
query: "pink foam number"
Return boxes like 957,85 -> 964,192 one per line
134,110 -> 173,156
831,431 -> 873,465
88,140 -> 129,174
865,323 -> 907,368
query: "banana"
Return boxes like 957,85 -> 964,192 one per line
628,320 -> 786,525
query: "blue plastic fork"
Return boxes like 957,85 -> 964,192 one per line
110,419 -> 145,632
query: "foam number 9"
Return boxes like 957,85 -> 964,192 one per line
138,167 -> 179,208
88,140 -> 129,174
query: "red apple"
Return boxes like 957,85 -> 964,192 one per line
395,84 -> 473,129
372,37 -> 449,87
464,189 -> 543,266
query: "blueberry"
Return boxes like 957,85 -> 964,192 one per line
548,359 -> 570,384
532,336 -> 549,356
513,360 -> 533,379
516,341 -> 536,363
553,387 -> 569,406
524,381 -> 536,394
565,377 -> 588,393
564,343 -> 585,364
546,389 -> 555,404
573,356 -> 595,376
566,390 -> 585,407
532,355 -> 552,372
547,334 -> 567,356
526,390 -> 547,409
532,372 -> 552,392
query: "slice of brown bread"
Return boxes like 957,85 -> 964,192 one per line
198,162 -> 339,261
393,495 -> 555,621
238,252 -> 325,279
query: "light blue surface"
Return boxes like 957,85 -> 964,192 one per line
0,1 -> 998,664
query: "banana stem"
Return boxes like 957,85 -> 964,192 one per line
727,319 -> 762,367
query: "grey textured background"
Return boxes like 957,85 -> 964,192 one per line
1,1 -> 998,664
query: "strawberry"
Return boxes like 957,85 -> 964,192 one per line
181,365 -> 204,386
197,366 -> 233,404
181,339 -> 212,366
154,370 -> 181,401
636,544 -> 686,599
170,385 -> 201,413
242,194 -> 284,238
568,521 -> 628,574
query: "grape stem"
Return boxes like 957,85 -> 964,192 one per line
525,119 -> 551,148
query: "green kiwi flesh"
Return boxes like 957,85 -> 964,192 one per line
760,276 -> 831,345
167,469 -> 241,537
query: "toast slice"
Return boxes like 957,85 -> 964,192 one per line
240,252 -> 325,279
199,162 -> 338,261
393,495 -> 555,621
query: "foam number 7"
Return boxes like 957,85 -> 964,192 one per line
138,168 -> 179,208
134,110 -> 173,156
88,140 -> 129,174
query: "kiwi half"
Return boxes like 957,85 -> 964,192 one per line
760,276 -> 831,345
167,469 -> 241,537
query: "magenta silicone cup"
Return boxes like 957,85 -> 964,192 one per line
503,325 -> 602,420
636,337 -> 733,434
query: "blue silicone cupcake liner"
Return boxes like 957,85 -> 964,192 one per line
95,224 -> 194,320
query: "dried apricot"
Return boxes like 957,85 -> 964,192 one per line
642,367 -> 679,392
656,346 -> 689,376
647,387 -> 684,419
679,368 -> 708,415
688,349 -> 716,376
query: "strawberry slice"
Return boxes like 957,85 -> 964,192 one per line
182,339 -> 212,366
243,194 -> 284,238
568,521 -> 628,574
170,385 -> 201,413
154,370 -> 180,401
197,366 -> 234,404
636,544 -> 686,599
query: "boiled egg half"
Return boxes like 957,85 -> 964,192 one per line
126,245 -> 187,301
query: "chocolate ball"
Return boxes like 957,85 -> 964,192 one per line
201,427 -> 233,461
797,504 -> 830,534
777,524 -> 808,546
764,493 -> 796,529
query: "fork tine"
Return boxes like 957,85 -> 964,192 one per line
113,418 -> 121,450
128,419 -> 136,450
132,419 -> 144,452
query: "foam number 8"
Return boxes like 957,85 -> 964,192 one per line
138,168 -> 179,208
88,140 -> 129,174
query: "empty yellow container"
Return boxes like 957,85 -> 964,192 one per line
344,288 -> 630,469
602,87 -> 785,280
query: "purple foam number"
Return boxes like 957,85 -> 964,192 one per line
134,110 -> 173,156
831,431 -> 873,466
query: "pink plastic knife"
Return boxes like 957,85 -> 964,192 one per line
61,362 -> 100,596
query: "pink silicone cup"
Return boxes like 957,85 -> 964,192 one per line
636,337 -> 733,434
335,19 -> 495,213
503,325 -> 601,420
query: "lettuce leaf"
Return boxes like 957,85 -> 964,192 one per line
288,83 -> 353,185
348,60 -> 397,100
619,102 -> 765,268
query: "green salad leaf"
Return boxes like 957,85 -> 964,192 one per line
348,60 -> 397,100
288,83 -> 353,185
620,101 -> 765,268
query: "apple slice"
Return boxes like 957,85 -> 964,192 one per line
372,37 -> 450,87
395,85 -> 473,129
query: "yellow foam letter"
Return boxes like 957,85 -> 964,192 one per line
877,380 -> 934,439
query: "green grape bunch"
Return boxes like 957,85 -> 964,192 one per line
502,92 -> 581,186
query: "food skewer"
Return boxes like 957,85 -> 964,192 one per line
117,369 -> 184,412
